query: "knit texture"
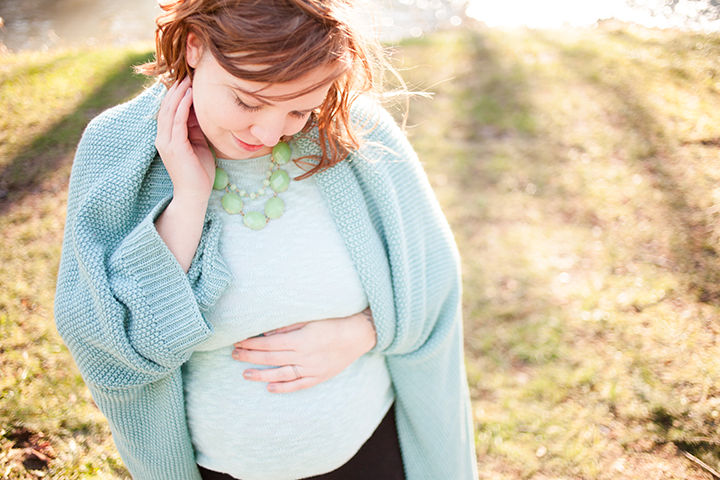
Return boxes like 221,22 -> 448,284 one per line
54,83 -> 477,480
186,151 -> 394,479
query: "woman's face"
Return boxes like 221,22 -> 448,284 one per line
186,34 -> 335,160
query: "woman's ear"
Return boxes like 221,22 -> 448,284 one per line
186,32 -> 203,68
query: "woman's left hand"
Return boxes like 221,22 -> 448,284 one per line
232,308 -> 377,394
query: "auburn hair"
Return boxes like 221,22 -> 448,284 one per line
136,0 -> 385,178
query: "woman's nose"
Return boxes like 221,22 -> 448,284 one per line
249,121 -> 284,147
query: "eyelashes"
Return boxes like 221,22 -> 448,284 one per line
234,96 -> 261,112
234,96 -> 311,119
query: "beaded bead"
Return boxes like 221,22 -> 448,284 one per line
221,192 -> 243,214
265,197 -> 284,219
272,142 -> 292,165
270,170 -> 290,193
243,211 -> 267,230
213,168 -> 229,190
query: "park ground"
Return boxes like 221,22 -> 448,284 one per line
2,20 -> 720,479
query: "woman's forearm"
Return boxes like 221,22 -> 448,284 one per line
154,194 -> 208,273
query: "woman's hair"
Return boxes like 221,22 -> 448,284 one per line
137,0 -> 390,177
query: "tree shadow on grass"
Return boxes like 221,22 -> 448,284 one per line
404,30 -> 570,371
454,33 -> 535,135
529,26 -> 720,471
446,30 -> 536,189
530,28 -> 720,307
0,49 -> 155,216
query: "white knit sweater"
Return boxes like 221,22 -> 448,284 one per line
185,152 -> 393,479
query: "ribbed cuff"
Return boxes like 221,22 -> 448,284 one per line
110,196 -> 213,367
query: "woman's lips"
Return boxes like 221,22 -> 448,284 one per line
232,134 -> 264,152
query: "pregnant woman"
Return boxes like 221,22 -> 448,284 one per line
54,0 -> 477,478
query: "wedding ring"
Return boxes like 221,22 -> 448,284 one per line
291,365 -> 301,380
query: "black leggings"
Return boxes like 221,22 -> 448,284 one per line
198,403 -> 405,480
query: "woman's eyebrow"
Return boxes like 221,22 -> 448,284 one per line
227,85 -> 270,105
297,103 -> 323,113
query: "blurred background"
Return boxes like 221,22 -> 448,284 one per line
2,0 -> 720,52
2,1 -> 720,479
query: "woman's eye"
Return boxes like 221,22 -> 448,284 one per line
233,95 -> 311,119
234,97 -> 261,112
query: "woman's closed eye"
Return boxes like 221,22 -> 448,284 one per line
234,96 -> 261,112
234,96 -> 311,120
289,110 -> 310,119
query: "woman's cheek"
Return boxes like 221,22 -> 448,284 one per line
287,117 -> 310,136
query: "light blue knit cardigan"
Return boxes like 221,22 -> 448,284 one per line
54,83 -> 477,480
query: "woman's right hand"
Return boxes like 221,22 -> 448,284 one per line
155,77 -> 216,206
232,308 -> 378,394
153,77 -> 216,272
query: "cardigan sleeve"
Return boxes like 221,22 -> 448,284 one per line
346,98 -> 465,356
343,99 -> 478,480
54,89 -> 231,479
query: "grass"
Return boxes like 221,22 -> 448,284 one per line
397,21 -> 720,479
0,43 -> 154,479
2,21 -> 720,479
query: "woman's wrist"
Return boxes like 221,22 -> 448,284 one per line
358,308 -> 377,351
171,188 -> 212,212
155,194 -> 209,272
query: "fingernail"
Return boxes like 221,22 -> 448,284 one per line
231,349 -> 240,360
243,371 -> 253,380
268,384 -> 277,393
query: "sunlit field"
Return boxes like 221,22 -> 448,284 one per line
2,21 -> 720,479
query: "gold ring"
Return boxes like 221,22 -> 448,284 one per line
291,365 -> 300,380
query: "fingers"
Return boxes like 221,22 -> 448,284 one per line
267,377 -> 318,394
171,87 -> 193,146
233,322 -> 309,349
267,322 -> 309,335
157,77 -> 191,141
156,78 -> 194,163
234,332 -> 299,351
232,347 -> 294,366
242,365 -> 301,383
242,365 -> 319,394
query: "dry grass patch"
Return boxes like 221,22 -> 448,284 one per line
396,22 -> 720,479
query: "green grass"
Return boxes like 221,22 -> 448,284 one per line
0,43 -> 154,479
3,22 -> 720,478
397,22 -> 720,479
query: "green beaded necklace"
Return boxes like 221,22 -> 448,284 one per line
212,141 -> 292,231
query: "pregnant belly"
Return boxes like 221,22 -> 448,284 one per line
183,347 -> 394,480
